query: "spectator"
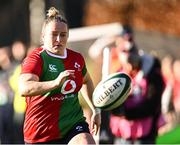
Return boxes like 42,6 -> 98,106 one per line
161,55 -> 174,115
9,41 -> 27,143
172,59 -> 180,114
158,57 -> 180,136
0,47 -> 14,144
109,27 -> 165,144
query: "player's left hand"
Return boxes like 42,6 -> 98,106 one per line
90,109 -> 101,135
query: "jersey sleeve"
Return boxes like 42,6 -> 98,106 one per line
82,63 -> 87,77
21,50 -> 43,77
79,53 -> 87,77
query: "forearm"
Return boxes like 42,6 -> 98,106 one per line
19,70 -> 75,97
80,72 -> 100,114
19,80 -> 59,96
81,80 -> 96,113
81,72 -> 101,135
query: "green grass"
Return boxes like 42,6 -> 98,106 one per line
156,125 -> 180,144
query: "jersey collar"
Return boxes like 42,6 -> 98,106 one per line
44,47 -> 68,59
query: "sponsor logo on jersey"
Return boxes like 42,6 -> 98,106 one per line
50,79 -> 77,101
49,64 -> 58,72
51,94 -> 75,101
61,80 -> 76,94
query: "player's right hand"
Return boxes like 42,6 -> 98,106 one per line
55,70 -> 75,86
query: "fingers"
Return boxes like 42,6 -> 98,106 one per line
91,122 -> 100,135
60,70 -> 75,79
94,123 -> 98,135
90,115 -> 101,135
91,122 -> 98,135
64,70 -> 75,77
56,70 -> 75,86
93,109 -> 101,132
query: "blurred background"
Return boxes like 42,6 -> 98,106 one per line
0,0 -> 180,144
0,0 -> 180,82
1,0 -> 180,57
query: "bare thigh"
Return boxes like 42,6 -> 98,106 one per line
68,132 -> 96,145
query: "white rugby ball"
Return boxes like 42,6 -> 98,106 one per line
92,72 -> 131,110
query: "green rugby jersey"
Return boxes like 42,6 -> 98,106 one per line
21,47 -> 87,143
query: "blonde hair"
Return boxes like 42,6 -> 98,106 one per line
40,7 -> 68,44
47,7 -> 59,18
45,7 -> 67,23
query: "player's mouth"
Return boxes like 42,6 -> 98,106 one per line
53,44 -> 62,49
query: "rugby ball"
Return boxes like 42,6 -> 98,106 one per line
92,72 -> 131,110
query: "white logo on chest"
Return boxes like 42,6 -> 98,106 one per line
49,64 -> 58,72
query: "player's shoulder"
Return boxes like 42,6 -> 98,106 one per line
67,48 -> 84,59
23,47 -> 44,63
28,47 -> 44,56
